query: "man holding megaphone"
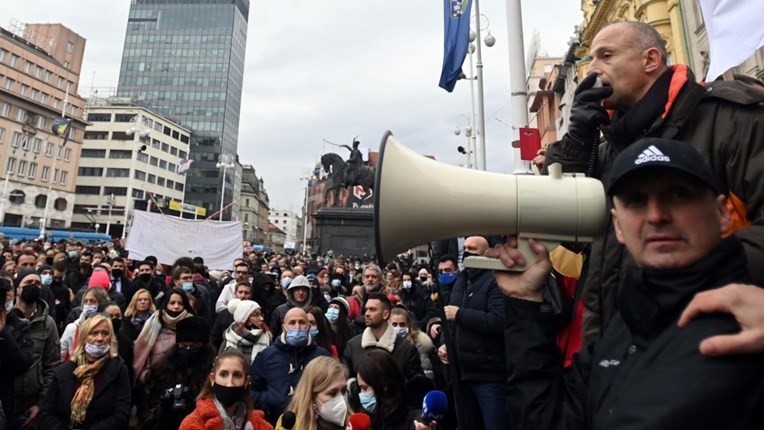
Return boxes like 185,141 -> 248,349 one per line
493,138 -> 763,430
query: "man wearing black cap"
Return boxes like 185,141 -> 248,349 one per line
493,138 -> 763,430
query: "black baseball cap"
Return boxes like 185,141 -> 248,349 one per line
607,138 -> 723,196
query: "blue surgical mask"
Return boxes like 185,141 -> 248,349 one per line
285,328 -> 308,346
68,251 -> 78,259
325,307 -> 339,323
438,272 -> 457,286
281,277 -> 292,288
82,304 -> 98,316
394,326 -> 409,338
310,326 -> 320,339
358,390 -> 376,414
181,282 -> 194,292
40,274 -> 53,286
331,279 -> 342,289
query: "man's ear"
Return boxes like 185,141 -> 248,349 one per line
716,195 -> 732,235
643,47 -> 664,74
383,309 -> 390,321
611,207 -> 626,245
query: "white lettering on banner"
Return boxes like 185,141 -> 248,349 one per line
125,211 -> 243,270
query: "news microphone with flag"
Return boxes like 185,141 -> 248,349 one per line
417,390 -> 448,424
276,411 -> 296,430
347,412 -> 371,430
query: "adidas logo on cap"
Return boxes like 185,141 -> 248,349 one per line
634,145 -> 670,165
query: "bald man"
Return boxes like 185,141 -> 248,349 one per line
438,236 -> 507,429
249,306 -> 330,423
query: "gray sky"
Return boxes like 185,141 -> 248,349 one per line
5,0 -> 583,211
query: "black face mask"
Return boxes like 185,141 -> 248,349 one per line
138,273 -> 152,283
165,309 -> 182,318
212,384 -> 246,408
111,318 -> 122,333
20,284 -> 42,304
111,269 -> 123,279
45,257 -> 54,265
176,347 -> 203,362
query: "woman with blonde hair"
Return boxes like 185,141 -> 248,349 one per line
389,308 -> 435,380
180,349 -> 272,430
122,288 -> 156,342
277,356 -> 351,430
38,314 -> 131,428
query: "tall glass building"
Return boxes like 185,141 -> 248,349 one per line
116,0 -> 249,219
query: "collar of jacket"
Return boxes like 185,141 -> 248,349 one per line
618,236 -> 750,341
361,322 -> 396,352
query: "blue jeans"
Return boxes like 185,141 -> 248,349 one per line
454,381 -> 508,430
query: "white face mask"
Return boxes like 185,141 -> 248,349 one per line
83,304 -> 98,316
317,393 -> 348,427
394,326 -> 410,338
5,300 -> 13,313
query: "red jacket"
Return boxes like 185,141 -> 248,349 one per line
179,397 -> 273,430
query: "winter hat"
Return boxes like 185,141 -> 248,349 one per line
88,270 -> 111,289
36,264 -> 53,274
175,316 -> 210,344
13,268 -> 39,289
329,296 -> 350,314
227,298 -> 261,324
288,275 -> 310,290
418,268 -> 429,278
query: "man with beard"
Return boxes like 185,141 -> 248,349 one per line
65,251 -> 93,296
348,263 -> 385,334
270,275 -> 327,337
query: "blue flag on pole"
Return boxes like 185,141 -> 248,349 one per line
439,0 -> 473,92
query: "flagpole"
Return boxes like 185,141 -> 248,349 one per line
40,88 -> 69,239
473,0 -> 487,171
505,0 -> 530,173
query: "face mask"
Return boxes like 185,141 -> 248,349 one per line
84,342 -> 110,357
177,347 -> 203,362
419,276 -> 428,282
438,272 -> 457,286
402,280 -> 412,289
111,269 -> 123,279
331,279 -> 342,289
165,309 -> 182,318
41,274 -> 53,286
68,251 -> 78,259
138,273 -> 152,283
111,318 -> 122,333
83,304 -> 99,316
394,326 -> 409,338
317,393 -> 348,427
212,383 -> 246,408
45,257 -> 54,265
323,293 -> 331,303
325,307 -> 339,324
20,285 -> 41,303
285,328 -> 308,346
5,300 -> 13,313
181,282 -> 194,292
310,326 -> 320,339
358,390 -> 376,414
80,262 -> 91,269
281,277 -> 292,288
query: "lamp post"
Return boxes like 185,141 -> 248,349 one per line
466,9 -> 495,171
216,153 -> 235,221
105,193 -> 115,236
122,115 -> 150,239
454,113 -> 476,168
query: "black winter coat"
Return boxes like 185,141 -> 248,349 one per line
37,357 -> 131,430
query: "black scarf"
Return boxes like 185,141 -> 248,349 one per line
607,69 -> 674,150
618,237 -> 750,341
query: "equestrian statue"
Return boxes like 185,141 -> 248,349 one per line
320,138 -> 375,207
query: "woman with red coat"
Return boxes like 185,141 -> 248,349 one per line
180,349 -> 273,430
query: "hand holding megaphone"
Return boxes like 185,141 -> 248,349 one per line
484,236 -> 553,302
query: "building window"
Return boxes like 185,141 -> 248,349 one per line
10,55 -> 18,67
114,114 -> 136,122
32,138 -> 42,153
16,108 -> 26,122
44,71 -> 51,82
11,132 -> 22,148
64,148 -> 72,161
84,131 -> 109,140
134,170 -> 146,181
41,166 -> 49,181
45,142 -> 53,156
28,163 -> 37,178
40,93 -> 48,104
0,49 -> 5,62
106,168 -> 130,177
20,85 -> 29,96
147,174 -> 156,184
30,89 -> 38,101
57,77 -> 65,88
67,41 -> 74,53
137,152 -> 149,163
75,185 -> 101,195
5,78 -> 15,90
0,127 -> 4,143
6,157 -> 16,174
87,113 -> 112,122
78,167 -> 103,176
53,168 -> 59,183
81,149 -> 106,158
36,116 -> 45,129
34,66 -> 42,78
109,150 -> 132,159
55,197 -> 67,211
103,187 -> 127,196
9,190 -> 24,205
60,171 -> 68,185
24,61 -> 32,73
149,156 -> 158,166
157,177 -> 166,187
1,103 -> 10,117
17,160 -> 27,176
35,195 -> 47,208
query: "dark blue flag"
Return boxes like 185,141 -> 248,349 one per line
439,0 -> 473,92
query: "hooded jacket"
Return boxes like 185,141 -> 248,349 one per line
545,66 -> 763,345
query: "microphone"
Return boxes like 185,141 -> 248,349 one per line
417,390 -> 448,424
346,412 -> 371,430
276,411 -> 296,430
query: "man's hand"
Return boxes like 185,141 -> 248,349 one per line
429,323 -> 441,339
532,148 -> 546,172
568,73 -> 613,143
437,344 -> 449,365
444,305 -> 459,321
484,237 -> 552,302
678,284 -> 763,357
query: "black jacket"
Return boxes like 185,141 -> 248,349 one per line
37,356 -> 131,430
444,269 -> 506,382
343,324 -> 424,381
398,283 -> 437,331
0,313 -> 33,419
504,238 -> 763,430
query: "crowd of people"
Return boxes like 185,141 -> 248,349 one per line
0,21 -> 762,430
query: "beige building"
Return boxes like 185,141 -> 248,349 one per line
527,57 -> 564,151
0,23 -> 87,229
239,165 -> 270,244
267,223 -> 286,252
72,98 -> 191,237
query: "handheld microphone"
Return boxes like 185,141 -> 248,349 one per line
346,412 -> 372,430
417,390 -> 448,424
276,411 -> 296,430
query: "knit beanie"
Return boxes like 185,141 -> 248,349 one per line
329,296 -> 350,314
227,298 -> 261,324
88,270 -> 111,289
13,268 -> 39,289
176,316 -> 210,343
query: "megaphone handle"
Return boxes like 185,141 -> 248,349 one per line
463,238 -> 556,272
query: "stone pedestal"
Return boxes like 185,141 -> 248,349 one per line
314,207 -> 375,258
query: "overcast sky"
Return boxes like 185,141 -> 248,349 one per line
5,0 -> 583,211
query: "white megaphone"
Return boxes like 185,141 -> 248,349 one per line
373,131 -> 607,271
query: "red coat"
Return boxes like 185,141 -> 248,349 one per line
179,397 -> 273,430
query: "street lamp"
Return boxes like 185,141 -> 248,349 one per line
105,193 -> 115,236
216,153 -> 235,221
454,114 -> 476,169
122,115 -> 150,239
465,9 -> 495,171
